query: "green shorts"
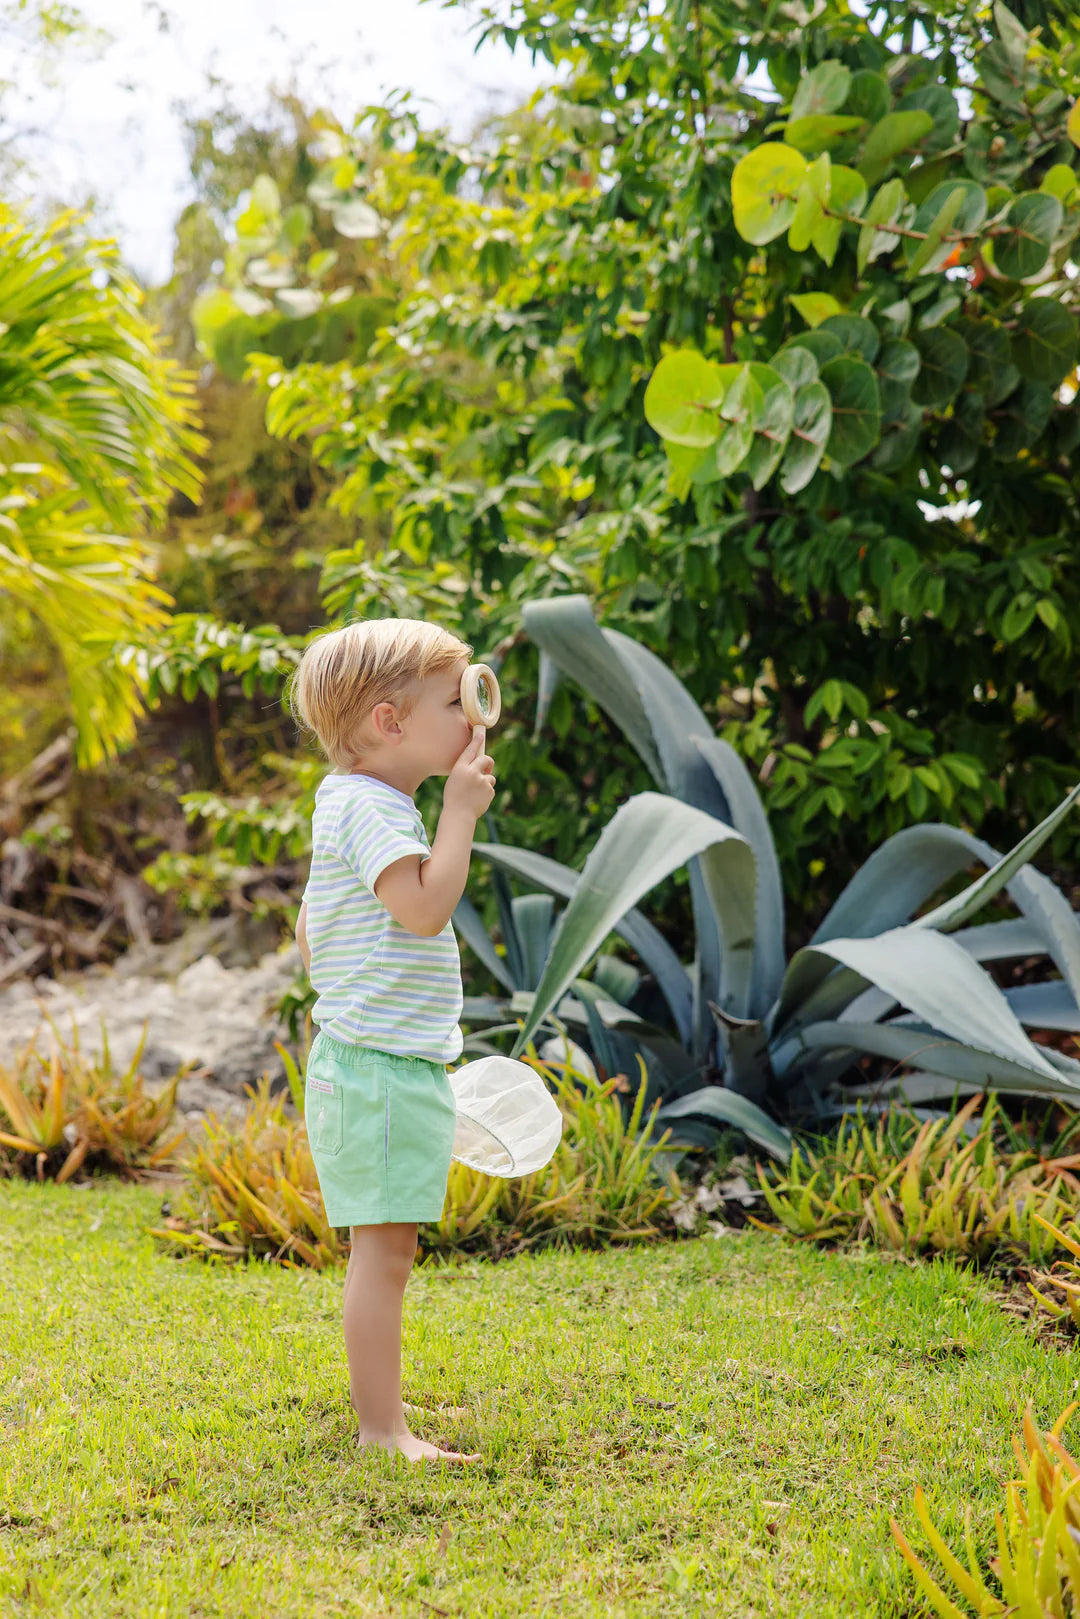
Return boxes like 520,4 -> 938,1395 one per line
305,1032 -> 457,1228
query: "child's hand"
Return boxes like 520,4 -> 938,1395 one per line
443,726 -> 496,821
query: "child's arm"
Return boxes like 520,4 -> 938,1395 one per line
295,898 -> 311,973
374,729 -> 495,937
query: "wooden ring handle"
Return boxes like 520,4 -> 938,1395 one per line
459,664 -> 502,729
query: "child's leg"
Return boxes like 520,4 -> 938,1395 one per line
344,1222 -> 479,1465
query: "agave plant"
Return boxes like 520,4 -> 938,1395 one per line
454,822 -> 697,1083
457,594 -> 1080,1163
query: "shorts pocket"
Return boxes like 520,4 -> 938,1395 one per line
307,1071 -> 344,1157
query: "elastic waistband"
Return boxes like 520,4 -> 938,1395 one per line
310,1032 -> 444,1072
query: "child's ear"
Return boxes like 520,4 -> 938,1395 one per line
369,701 -> 404,743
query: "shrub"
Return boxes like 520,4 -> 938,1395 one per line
148,1067 -> 342,1269
425,1059 -> 676,1259
1028,1215 -> 1080,1328
0,1019 -> 188,1182
753,1093 -> 1078,1266
459,594 -> 1080,1172
149,1050 -> 679,1267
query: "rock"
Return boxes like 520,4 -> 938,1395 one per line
112,912 -> 282,980
0,929 -> 305,1121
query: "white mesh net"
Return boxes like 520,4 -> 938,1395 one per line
448,1056 -> 563,1178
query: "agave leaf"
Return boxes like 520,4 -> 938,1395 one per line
572,979 -> 632,1090
570,977 -> 699,1086
840,984 -> 896,1022
574,990 -> 692,1056
592,953 -> 642,1007
1035,1045 -> 1080,1087
840,1071 -> 981,1106
812,823 -> 980,943
919,824 -> 1080,989
796,1018 -> 1080,1097
472,841 -> 694,1044
513,893 -> 557,990
600,630 -> 736,1049
523,595 -> 662,779
489,860 -> 526,988
776,926 -> 1060,1081
694,734 -> 786,1017
806,1092 -> 978,1121
509,793 -> 754,1059
1005,982 -> 1080,1031
453,895 -> 516,993
812,787 -> 1080,1000
770,964 -> 871,1040
460,994 -> 513,1022
532,649 -> 562,743
655,1086 -> 793,1161
523,595 -> 730,1057
951,918 -> 1050,961
602,630 -> 731,820
804,919 -> 1055,1034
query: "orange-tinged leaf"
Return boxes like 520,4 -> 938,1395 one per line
0,1128 -> 40,1153
1035,1212 -> 1080,1260
56,1137 -> 90,1185
912,1485 -> 1006,1612
889,1515 -> 972,1619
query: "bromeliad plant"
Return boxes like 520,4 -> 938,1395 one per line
458,594 -> 1080,1164
754,1093 -> 1078,1265
151,1038 -> 679,1267
891,1403 -> 1080,1618
0,1018 -> 189,1182
426,1055 -> 676,1259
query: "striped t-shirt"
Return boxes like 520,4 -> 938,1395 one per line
302,772 -> 464,1063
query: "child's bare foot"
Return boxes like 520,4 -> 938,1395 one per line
357,1429 -> 480,1464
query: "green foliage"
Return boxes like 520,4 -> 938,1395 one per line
652,0 -> 1080,489
756,1093 -> 1077,1265
148,1071 -> 343,1269
1028,1213 -> 1080,1326
189,119 -> 396,382
189,0 -> 1080,915
0,202 -> 205,766
150,1050 -> 679,1268
178,777 -> 315,866
117,614 -> 303,705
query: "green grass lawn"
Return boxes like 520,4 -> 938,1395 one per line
0,1178 -> 1072,1618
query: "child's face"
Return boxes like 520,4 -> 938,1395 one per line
399,655 -> 475,776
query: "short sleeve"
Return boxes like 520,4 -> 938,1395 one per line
335,793 -> 429,893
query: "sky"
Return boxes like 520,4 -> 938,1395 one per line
7,0 -> 552,283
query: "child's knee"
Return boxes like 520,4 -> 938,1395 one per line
350,1222 -> 417,1282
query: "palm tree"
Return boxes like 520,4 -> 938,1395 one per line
0,202 -> 204,765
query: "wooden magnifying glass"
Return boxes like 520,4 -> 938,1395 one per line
459,663 -> 502,737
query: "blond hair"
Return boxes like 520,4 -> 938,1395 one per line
287,618 -> 473,769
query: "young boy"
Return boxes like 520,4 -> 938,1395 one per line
289,617 -> 496,1464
